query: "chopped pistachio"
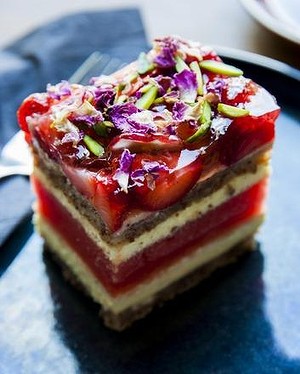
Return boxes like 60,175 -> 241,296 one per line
175,55 -> 190,73
125,72 -> 139,84
135,86 -> 158,110
186,121 -> 211,142
117,82 -> 126,92
83,135 -> 104,156
139,83 -> 153,94
116,94 -> 128,104
217,103 -> 249,118
199,60 -> 243,77
186,101 -> 212,142
190,61 -> 204,95
94,121 -> 114,137
153,97 -> 164,105
137,52 -> 155,74
201,100 -> 212,123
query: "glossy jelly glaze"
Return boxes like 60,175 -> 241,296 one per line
34,176 -> 267,296
18,37 -> 280,231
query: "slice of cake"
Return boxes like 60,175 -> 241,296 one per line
17,36 -> 280,330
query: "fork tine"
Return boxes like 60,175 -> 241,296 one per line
101,57 -> 126,76
69,53 -> 123,85
0,52 -> 125,179
68,52 -> 103,84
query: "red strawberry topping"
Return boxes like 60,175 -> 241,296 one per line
132,151 -> 202,211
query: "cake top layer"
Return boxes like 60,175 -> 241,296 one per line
18,36 -> 280,232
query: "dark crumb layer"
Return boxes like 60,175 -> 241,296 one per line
33,141 -> 271,244
44,237 -> 255,331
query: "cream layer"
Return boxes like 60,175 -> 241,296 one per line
33,162 -> 269,264
36,214 -> 263,314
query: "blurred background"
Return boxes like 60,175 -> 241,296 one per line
0,0 -> 299,68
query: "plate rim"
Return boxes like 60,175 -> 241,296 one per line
240,0 -> 300,45
216,45 -> 300,82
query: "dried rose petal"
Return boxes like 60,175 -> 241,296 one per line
128,111 -> 157,133
131,160 -> 168,189
94,88 -> 115,109
109,103 -> 139,132
47,80 -> 71,100
71,113 -> 104,127
153,37 -> 179,68
109,103 -> 157,134
154,75 -> 172,95
174,70 -> 197,103
172,101 -> 188,121
154,47 -> 176,68
113,149 -> 135,193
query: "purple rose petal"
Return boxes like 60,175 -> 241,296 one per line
154,37 -> 179,68
113,149 -> 135,193
154,47 -> 176,69
71,113 -> 104,127
94,88 -> 115,109
174,70 -> 197,103
154,75 -> 172,95
109,103 -> 139,132
172,101 -> 188,121
47,80 -> 71,100
128,111 -> 157,133
206,78 -> 226,99
61,127 -> 83,146
165,124 -> 176,135
109,103 -> 156,134
131,160 -> 168,190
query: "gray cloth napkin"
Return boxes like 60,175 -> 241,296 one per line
0,8 -> 148,246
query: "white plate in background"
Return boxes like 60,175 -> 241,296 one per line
240,0 -> 300,44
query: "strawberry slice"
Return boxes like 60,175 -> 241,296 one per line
132,150 -> 202,211
219,111 -> 277,165
63,165 -> 97,199
109,133 -> 183,153
176,121 -> 196,142
176,121 -> 211,150
63,165 -> 128,232
17,95 -> 50,134
219,77 -> 260,107
93,170 -> 129,232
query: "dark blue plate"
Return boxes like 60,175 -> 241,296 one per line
1,51 -> 300,374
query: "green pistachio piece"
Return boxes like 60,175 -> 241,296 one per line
137,52 -> 155,74
94,121 -> 114,137
117,82 -> 126,93
153,97 -> 164,105
201,100 -> 212,123
139,83 -> 153,94
135,86 -> 158,110
83,135 -> 104,156
186,121 -> 211,143
190,61 -> 204,95
126,72 -> 139,83
116,94 -> 128,104
199,60 -> 243,77
175,55 -> 190,73
217,103 -> 249,118
186,101 -> 212,142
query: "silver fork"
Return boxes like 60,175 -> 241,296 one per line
0,52 -> 123,179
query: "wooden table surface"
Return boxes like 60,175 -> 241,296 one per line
0,0 -> 299,68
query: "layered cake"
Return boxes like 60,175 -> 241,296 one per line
18,36 -> 280,330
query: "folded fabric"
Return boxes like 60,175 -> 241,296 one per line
0,8 -> 147,247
